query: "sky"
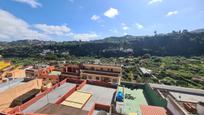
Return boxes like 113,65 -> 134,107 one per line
0,0 -> 204,41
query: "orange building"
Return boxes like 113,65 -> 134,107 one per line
25,65 -> 55,78
80,64 -> 122,84
61,64 -> 122,84
61,64 -> 80,79
41,75 -> 59,90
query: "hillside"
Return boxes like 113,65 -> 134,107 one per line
0,29 -> 204,58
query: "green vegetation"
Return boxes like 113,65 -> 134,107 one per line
1,30 -> 204,58
1,30 -> 204,89
122,56 -> 204,89
4,55 -> 204,89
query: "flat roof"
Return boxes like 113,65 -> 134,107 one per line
118,86 -> 148,115
23,82 -> 76,113
150,83 -> 204,95
83,64 -> 121,69
0,61 -> 10,70
81,72 -> 119,78
81,70 -> 120,77
36,103 -> 88,115
49,71 -> 61,76
61,91 -> 92,109
0,78 -> 24,92
80,84 -> 116,111
139,67 -> 152,74
169,91 -> 204,103
140,105 -> 167,115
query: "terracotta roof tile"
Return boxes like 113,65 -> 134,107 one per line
140,105 -> 167,115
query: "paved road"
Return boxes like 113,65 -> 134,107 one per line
23,83 -> 76,113
150,83 -> 204,96
0,78 -> 24,92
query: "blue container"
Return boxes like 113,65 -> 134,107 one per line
116,91 -> 123,102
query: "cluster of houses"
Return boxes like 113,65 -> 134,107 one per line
0,62 -> 203,115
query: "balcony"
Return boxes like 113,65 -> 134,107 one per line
81,69 -> 120,77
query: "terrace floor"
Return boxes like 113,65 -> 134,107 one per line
36,103 -> 88,115
169,91 -> 204,103
118,86 -> 148,115
23,82 -> 76,113
80,84 -> 116,111
0,78 -> 24,92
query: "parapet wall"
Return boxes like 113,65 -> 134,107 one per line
3,79 -> 67,115
88,103 -> 111,115
87,80 -> 117,89
0,79 -> 42,111
143,84 -> 168,107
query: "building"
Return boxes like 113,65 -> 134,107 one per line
0,60 -> 12,83
1,78 -> 171,115
41,75 -> 60,90
151,83 -> 204,115
139,67 -> 152,77
25,65 -> 55,78
61,64 -> 122,84
61,64 -> 80,80
140,105 -> 167,115
80,64 -> 122,84
114,82 -> 168,115
0,60 -> 11,71
3,78 -> 116,115
0,79 -> 42,111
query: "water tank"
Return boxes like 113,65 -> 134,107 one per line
116,91 -> 123,102
197,102 -> 204,115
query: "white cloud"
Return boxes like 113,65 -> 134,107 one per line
0,9 -> 48,41
91,15 -> 100,21
13,0 -> 42,8
122,26 -> 129,30
109,29 -> 118,33
148,0 -> 163,5
104,8 -> 119,18
166,10 -> 178,17
0,9 -> 99,41
121,23 -> 129,30
136,23 -> 144,29
34,24 -> 71,36
121,23 -> 126,26
124,33 -> 128,35
68,33 -> 98,41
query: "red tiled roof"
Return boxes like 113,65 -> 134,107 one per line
140,105 -> 167,115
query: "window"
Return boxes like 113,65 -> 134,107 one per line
112,79 -> 118,83
101,77 -> 111,82
96,77 -> 100,80
88,76 -> 92,79
82,75 -> 87,79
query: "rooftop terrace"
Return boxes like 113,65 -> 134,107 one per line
80,84 -> 116,111
0,78 -> 24,92
36,103 -> 88,115
48,71 -> 61,76
23,82 -> 76,113
169,91 -> 204,103
117,86 -> 148,115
